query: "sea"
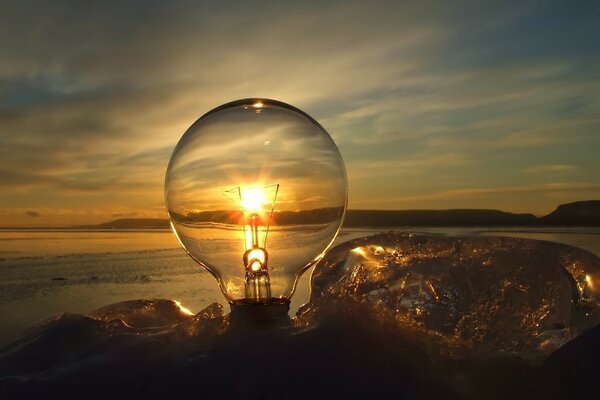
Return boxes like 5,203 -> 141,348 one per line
1,227 -> 599,346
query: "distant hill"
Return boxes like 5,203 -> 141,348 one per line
175,207 -> 345,226
540,200 -> 600,226
77,201 -> 600,229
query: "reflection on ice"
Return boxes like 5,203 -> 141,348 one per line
91,299 -> 197,328
2,232 -> 600,399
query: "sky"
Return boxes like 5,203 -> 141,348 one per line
0,0 -> 599,226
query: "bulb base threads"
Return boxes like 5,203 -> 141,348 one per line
229,299 -> 290,328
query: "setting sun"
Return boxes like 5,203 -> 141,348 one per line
240,187 -> 266,212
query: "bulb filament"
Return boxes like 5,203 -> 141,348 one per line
226,184 -> 279,302
243,212 -> 271,300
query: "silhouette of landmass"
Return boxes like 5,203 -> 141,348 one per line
74,200 -> 600,229
540,200 -> 600,226
167,207 -> 345,226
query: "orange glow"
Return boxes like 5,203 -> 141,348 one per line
246,248 -> 266,264
586,274 -> 594,290
351,247 -> 367,256
240,187 -> 266,213
250,260 -> 262,272
244,225 -> 253,250
426,281 -> 440,302
174,300 -> 194,316
253,101 -> 264,108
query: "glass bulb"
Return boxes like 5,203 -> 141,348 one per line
165,99 -> 347,305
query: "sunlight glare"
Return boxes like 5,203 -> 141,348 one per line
240,187 -> 265,212
586,274 -> 594,290
246,248 -> 266,264
351,247 -> 367,257
174,300 -> 195,316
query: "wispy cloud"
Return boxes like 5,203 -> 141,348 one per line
523,164 -> 578,174
0,0 -> 599,225
352,182 -> 600,215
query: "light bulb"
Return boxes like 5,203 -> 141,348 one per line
165,99 -> 347,317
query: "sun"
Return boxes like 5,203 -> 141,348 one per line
240,187 -> 266,212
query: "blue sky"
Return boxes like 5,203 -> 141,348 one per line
0,0 -> 599,225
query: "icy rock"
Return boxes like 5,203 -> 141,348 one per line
91,299 -> 195,328
309,231 -> 600,358
0,301 -> 227,379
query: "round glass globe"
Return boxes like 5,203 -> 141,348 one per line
165,99 -> 347,304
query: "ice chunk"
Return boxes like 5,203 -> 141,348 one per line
309,231 -> 600,358
0,301 -> 226,378
91,299 -> 196,328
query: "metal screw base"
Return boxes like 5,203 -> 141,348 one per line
229,299 -> 290,329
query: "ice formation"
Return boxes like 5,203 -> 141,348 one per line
2,232 -> 600,399
309,232 -> 600,358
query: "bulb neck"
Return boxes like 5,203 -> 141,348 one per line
229,299 -> 290,329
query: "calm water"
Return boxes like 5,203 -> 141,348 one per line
0,227 -> 599,346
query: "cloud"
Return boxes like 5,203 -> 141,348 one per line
523,164 -> 578,174
111,212 -> 139,218
409,182 -> 600,200
0,0 -> 599,224
351,182 -> 600,214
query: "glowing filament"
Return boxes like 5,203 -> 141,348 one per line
244,213 -> 262,250
250,261 -> 262,272
246,248 -> 266,265
225,184 -> 279,302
